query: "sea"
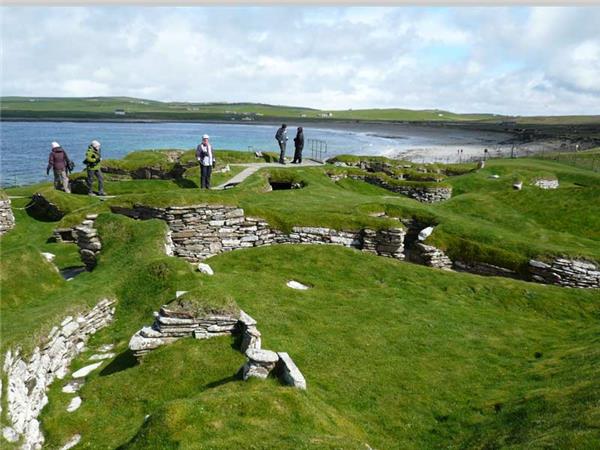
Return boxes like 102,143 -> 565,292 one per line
0,120 -> 501,187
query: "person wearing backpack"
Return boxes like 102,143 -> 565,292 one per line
275,124 -> 288,164
84,140 -> 106,196
47,141 -> 72,193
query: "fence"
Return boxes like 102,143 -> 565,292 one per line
307,139 -> 327,162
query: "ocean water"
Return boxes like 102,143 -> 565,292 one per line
0,121 -> 499,187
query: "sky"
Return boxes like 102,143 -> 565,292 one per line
1,6 -> 599,116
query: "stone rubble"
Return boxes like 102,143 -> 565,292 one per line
2,298 -> 115,450
0,198 -> 16,235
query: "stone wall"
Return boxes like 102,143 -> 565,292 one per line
529,258 -> 600,288
2,299 -> 116,449
0,198 -> 16,235
410,243 -> 453,270
533,178 -> 559,189
454,261 -> 519,279
355,176 -> 452,203
75,215 -> 102,271
111,204 -> 405,263
129,299 -> 306,389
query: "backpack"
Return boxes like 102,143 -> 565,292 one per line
67,160 -> 75,172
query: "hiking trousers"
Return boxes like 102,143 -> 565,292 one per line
87,169 -> 105,194
53,169 -> 71,193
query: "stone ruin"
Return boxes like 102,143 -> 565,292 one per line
129,296 -> 306,390
75,214 -> 102,270
2,299 -> 116,449
111,204 -> 405,263
0,198 -> 15,235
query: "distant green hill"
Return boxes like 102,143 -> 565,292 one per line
2,96 -> 599,126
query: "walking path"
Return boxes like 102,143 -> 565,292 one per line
213,160 -> 324,190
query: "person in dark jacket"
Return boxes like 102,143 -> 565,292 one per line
196,134 -> 216,189
292,127 -> 304,164
275,124 -> 288,164
84,140 -> 105,196
47,142 -> 72,193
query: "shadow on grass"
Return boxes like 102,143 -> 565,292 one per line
99,349 -> 138,376
174,178 -> 198,189
203,373 -> 240,390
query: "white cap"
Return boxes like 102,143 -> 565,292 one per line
202,134 -> 209,139
91,140 -> 101,149
51,141 -> 60,149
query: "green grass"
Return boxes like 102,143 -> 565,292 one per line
2,150 -> 599,449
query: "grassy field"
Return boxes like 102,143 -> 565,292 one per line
1,150 -> 599,449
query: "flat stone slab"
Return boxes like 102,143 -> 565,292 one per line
97,343 -> 115,352
197,262 -> 214,275
66,396 -> 82,412
277,352 -> 307,390
246,348 -> 279,364
72,362 -> 103,378
62,380 -> 84,393
287,280 -> 310,290
60,434 -> 82,450
89,352 -> 115,361
41,252 -> 56,262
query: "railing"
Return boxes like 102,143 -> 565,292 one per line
307,139 -> 328,162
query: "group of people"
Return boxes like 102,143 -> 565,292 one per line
47,124 -> 306,193
275,124 -> 304,165
47,140 -> 105,195
195,125 -> 306,189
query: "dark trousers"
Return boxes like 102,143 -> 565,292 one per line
201,165 -> 212,189
86,169 -> 104,194
278,141 -> 286,163
293,148 -> 303,163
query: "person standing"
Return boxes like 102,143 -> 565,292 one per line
47,141 -> 72,193
292,127 -> 304,164
84,140 -> 106,196
196,134 -> 215,189
275,124 -> 288,164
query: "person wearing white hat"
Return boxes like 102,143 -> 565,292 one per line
47,141 -> 72,193
84,140 -> 105,196
195,134 -> 216,189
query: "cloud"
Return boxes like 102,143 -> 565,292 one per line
1,6 -> 599,115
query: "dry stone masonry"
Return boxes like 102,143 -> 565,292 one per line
529,258 -> 600,288
0,198 -> 16,235
76,214 -> 102,270
533,178 -> 559,189
112,204 -> 406,263
358,175 -> 453,203
129,299 -> 306,389
2,299 -> 115,449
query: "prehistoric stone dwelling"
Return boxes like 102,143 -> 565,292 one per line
0,198 -> 16,235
